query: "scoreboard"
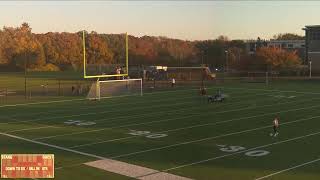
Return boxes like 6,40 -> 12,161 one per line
1,154 -> 54,178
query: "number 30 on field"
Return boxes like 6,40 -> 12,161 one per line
128,130 -> 167,139
217,144 -> 270,157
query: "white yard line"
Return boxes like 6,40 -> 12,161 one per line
91,91 -> 281,123
0,86 -> 309,119
0,98 -> 85,108
255,158 -> 320,180
3,101 -> 194,125
0,92 -> 262,136
138,130 -> 320,178
0,90 -> 274,127
4,125 -> 60,133
0,91 -> 206,120
106,114 -> 320,159
71,105 -> 320,149
0,91 -> 281,140
0,132 -> 106,159
0,86 -> 217,109
54,129 -> 320,176
70,105 -> 319,148
33,97 -> 317,141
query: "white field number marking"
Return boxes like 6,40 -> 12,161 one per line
64,120 -> 96,126
128,130 -> 167,139
217,144 -> 269,157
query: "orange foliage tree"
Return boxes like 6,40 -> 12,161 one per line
256,47 -> 301,71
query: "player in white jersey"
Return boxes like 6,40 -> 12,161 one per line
271,116 -> 279,137
171,78 -> 176,87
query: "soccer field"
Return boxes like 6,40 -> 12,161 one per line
1,80 -> 320,180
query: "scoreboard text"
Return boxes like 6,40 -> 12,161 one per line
1,154 -> 54,178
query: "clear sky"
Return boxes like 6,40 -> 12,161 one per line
1,1 -> 320,41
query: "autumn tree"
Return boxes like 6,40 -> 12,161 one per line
256,47 -> 301,71
1,23 -> 45,70
85,32 -> 113,65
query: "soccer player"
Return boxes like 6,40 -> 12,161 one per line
171,78 -> 176,87
272,116 -> 279,137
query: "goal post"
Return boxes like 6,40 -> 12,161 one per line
87,78 -> 143,100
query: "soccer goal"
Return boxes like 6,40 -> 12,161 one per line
87,78 -> 143,100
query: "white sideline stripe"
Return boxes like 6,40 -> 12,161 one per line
1,89 -> 273,127
0,93 -> 198,120
7,85 -> 249,122
2,84 -> 255,121
51,114 -> 320,171
70,104 -> 320,149
5,125 -> 60,133
255,158 -> 320,180
90,91 -> 278,124
5,87 -> 225,118
0,92 -> 205,121
0,132 -> 106,160
33,97 -> 317,141
0,89 -> 282,145
107,114 -> 320,159
139,130 -> 320,178
0,98 -> 85,108
1,90 -> 261,136
3,100 -> 194,125
0,85 -> 217,109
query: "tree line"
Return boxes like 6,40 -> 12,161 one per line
0,23 -> 303,72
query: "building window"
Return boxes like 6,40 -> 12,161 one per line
311,31 -> 320,40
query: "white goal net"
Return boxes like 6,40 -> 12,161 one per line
87,78 -> 143,100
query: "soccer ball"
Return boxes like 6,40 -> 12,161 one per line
269,133 -> 273,137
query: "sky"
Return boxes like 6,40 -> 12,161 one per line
1,1 -> 320,41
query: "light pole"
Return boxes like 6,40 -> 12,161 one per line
225,50 -> 228,72
309,60 -> 312,78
